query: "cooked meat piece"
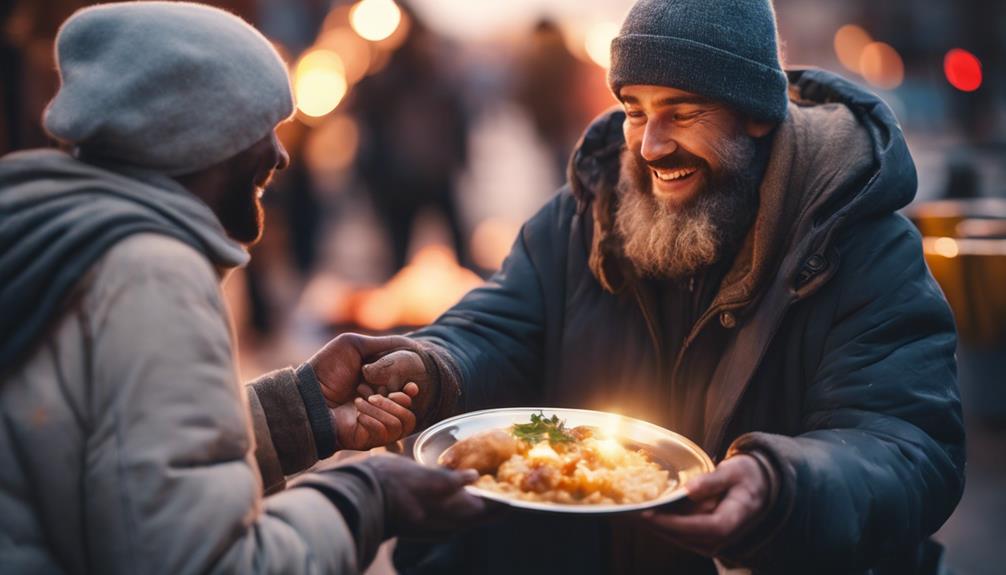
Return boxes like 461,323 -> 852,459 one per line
521,464 -> 558,493
570,426 -> 595,441
439,429 -> 518,475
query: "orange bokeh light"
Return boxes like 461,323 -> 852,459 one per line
859,41 -> 904,90
944,49 -> 982,92
834,24 -> 872,74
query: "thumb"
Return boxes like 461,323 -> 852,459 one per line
684,467 -> 735,501
362,350 -> 426,391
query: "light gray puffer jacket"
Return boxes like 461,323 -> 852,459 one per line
0,152 -> 382,574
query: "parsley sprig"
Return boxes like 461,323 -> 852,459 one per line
511,412 -> 575,445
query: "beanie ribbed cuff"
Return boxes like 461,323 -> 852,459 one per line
609,34 -> 789,124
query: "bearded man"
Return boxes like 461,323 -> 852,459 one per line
299,0 -> 965,572
0,3 -> 487,573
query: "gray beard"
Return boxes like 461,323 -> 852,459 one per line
613,137 -> 762,280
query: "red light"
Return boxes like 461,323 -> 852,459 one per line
944,48 -> 982,92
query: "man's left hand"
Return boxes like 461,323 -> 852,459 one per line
639,454 -> 769,557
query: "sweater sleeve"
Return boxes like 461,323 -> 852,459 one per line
727,215 -> 966,573
83,235 -> 383,574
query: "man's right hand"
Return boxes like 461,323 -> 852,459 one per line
357,455 -> 490,537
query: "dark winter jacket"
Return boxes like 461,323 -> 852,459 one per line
402,69 -> 965,574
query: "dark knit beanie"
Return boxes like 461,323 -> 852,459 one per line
608,0 -> 788,124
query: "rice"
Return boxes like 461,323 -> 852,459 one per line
475,433 -> 671,505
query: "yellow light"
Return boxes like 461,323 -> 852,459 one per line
350,0 -> 402,42
316,27 -> 372,84
859,41 -> 904,90
933,237 -> 960,258
834,24 -> 872,74
528,442 -> 560,462
594,438 -> 623,462
471,218 -> 521,271
600,411 -> 624,440
584,21 -> 620,69
294,49 -> 348,118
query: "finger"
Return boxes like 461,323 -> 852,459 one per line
643,494 -> 749,541
402,382 -> 419,397
387,390 -> 413,410
355,397 -> 404,440
362,350 -> 426,391
685,467 -> 736,501
377,386 -> 389,396
346,334 -> 418,358
357,383 -> 376,398
369,393 -> 417,436
355,399 -> 390,445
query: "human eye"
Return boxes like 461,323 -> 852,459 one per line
624,108 -> 646,123
673,110 -> 703,122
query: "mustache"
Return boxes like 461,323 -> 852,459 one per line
643,148 -> 706,172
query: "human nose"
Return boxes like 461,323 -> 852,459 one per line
273,132 -> 290,171
640,121 -> 678,163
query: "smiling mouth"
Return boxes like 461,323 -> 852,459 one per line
652,167 -> 698,182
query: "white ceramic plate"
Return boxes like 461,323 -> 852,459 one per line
412,407 -> 715,514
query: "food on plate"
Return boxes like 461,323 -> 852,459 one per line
438,412 -> 670,505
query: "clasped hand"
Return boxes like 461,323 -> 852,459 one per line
306,333 -> 431,451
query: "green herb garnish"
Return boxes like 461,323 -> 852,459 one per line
511,412 -> 575,445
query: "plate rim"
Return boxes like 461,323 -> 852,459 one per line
412,406 -> 715,514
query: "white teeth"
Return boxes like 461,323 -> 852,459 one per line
653,167 -> 697,182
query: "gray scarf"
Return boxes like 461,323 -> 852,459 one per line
0,149 -> 248,372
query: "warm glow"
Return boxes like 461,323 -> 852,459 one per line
594,438 -> 623,462
350,0 -> 402,42
600,412 -> 624,440
316,27 -> 372,84
859,42 -> 904,90
354,245 -> 483,330
584,21 -> 619,69
294,50 -> 348,117
933,237 -> 960,258
304,114 -> 360,176
944,49 -> 982,92
833,24 -> 872,74
471,218 -> 521,270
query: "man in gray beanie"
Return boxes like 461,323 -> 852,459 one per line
303,0 -> 965,573
0,3 -> 487,573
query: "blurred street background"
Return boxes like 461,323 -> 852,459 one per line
2,1 -> 1004,573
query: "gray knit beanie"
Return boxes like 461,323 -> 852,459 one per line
609,0 -> 788,124
43,1 -> 294,175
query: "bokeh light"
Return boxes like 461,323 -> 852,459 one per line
933,237 -> 960,258
834,24 -> 872,74
316,27 -> 373,84
471,218 -> 521,270
304,114 -> 360,178
859,41 -> 904,90
293,50 -> 348,118
584,21 -> 620,69
350,0 -> 402,42
944,48 -> 983,92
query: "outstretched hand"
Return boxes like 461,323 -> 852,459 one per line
638,454 -> 770,557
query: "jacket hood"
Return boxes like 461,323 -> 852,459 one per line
569,68 -> 917,308
0,149 -> 248,370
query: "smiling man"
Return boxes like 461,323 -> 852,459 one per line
308,0 -> 966,573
